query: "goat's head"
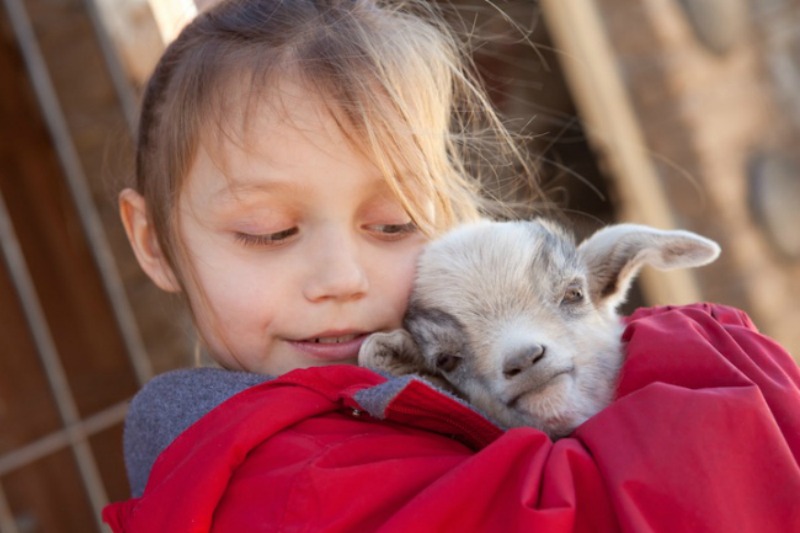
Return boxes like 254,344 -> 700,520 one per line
359,219 -> 720,438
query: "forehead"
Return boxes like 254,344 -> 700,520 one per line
189,76 -> 372,192
203,75 -> 345,162
427,221 -> 577,273
182,68 -> 447,234
412,222 -> 581,311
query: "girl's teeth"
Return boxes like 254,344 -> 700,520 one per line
313,334 -> 358,344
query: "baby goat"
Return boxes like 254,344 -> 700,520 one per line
358,219 -> 720,439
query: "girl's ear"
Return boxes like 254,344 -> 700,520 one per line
119,188 -> 181,293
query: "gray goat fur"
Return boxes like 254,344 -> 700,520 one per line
358,218 -> 720,439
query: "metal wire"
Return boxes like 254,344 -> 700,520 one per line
2,0 -> 153,387
81,0 -> 140,134
0,402 -> 129,478
0,484 -> 21,533
0,190 -> 109,531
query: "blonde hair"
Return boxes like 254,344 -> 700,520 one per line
135,0 -> 542,293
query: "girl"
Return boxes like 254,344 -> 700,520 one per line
104,0 -> 800,531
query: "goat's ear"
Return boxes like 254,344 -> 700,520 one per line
577,224 -> 721,311
358,330 -> 431,376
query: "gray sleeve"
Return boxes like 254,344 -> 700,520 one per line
123,367 -> 271,497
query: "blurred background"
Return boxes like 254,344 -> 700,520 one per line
1,0 -> 799,530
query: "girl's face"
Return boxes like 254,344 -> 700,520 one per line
176,85 -> 428,375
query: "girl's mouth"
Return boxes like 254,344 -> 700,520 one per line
290,332 -> 370,362
310,334 -> 360,344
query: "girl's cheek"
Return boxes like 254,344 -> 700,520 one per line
190,298 -> 256,371
388,243 -> 425,310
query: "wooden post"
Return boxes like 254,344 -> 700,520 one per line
539,0 -> 704,305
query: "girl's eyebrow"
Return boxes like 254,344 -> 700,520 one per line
218,171 -> 394,198
214,178 -> 298,200
203,183 -> 295,217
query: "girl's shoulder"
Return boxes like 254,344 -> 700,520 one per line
124,367 -> 271,497
122,363 -> 497,498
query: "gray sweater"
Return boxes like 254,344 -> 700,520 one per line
123,368 -> 271,497
123,366 -> 471,498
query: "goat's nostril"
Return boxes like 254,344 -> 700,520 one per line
503,344 -> 546,379
531,344 -> 546,364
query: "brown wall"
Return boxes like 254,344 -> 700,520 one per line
596,0 -> 800,355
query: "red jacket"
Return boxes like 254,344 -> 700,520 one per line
103,304 -> 800,532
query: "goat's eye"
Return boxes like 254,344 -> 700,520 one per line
435,352 -> 461,372
561,285 -> 585,305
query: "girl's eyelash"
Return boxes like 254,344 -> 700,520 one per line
234,228 -> 298,247
234,223 -> 415,247
369,222 -> 418,237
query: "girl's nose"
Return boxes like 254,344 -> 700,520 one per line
302,234 -> 369,302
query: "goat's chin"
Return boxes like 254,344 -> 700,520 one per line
474,374 -> 575,437
490,375 -> 608,439
496,405 -> 586,440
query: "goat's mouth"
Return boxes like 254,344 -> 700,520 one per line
506,367 -> 574,408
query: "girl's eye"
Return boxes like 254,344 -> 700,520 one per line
367,222 -> 418,240
234,228 -> 298,247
